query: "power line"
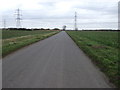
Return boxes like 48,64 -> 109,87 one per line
15,8 -> 22,28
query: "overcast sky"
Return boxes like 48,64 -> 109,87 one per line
0,0 -> 119,29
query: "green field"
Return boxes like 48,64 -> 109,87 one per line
2,30 -> 57,39
2,30 -> 59,57
67,31 -> 119,87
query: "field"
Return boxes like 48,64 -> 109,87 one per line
67,31 -> 119,87
2,30 -> 59,57
2,30 -> 57,39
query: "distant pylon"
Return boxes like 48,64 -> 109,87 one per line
3,19 -> 6,29
74,12 -> 78,31
15,8 -> 22,28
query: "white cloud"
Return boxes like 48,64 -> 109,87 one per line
0,0 -> 119,29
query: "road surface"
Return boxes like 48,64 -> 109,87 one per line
0,60 -> 2,89
3,31 -> 112,88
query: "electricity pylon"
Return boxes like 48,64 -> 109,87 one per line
3,19 -> 6,29
74,12 -> 78,31
15,8 -> 22,28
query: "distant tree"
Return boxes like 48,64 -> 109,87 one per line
63,25 -> 66,31
46,28 -> 50,30
40,28 -> 45,30
53,28 -> 60,30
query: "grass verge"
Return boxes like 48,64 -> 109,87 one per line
66,31 -> 119,87
2,31 -> 59,57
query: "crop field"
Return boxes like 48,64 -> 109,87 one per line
67,31 -> 119,87
2,30 -> 59,56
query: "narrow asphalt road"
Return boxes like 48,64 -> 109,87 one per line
3,31 -> 112,88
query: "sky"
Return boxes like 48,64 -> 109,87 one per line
0,0 -> 119,30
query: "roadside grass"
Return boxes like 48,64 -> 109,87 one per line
2,30 -> 57,39
66,31 -> 119,87
2,30 -> 59,57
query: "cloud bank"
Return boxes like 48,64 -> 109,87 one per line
0,0 -> 119,29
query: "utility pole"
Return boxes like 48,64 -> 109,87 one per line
74,12 -> 78,31
15,8 -> 22,28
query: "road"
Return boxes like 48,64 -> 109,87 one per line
3,31 -> 112,88
0,60 -> 2,89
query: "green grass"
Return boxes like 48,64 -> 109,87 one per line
2,30 -> 60,57
2,30 -> 57,39
67,31 -> 119,87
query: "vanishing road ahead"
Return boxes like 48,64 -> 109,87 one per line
3,31 -> 112,88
